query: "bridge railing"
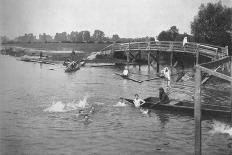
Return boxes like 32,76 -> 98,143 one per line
101,41 -> 228,58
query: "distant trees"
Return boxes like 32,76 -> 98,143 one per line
39,33 -> 53,42
158,26 -> 194,42
16,33 -> 36,43
0,36 -> 9,43
82,31 -> 91,42
191,2 -> 232,54
54,32 -> 68,42
112,34 -> 120,42
92,30 -> 105,42
158,26 -> 179,41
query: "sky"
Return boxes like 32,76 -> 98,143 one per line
0,0 -> 231,39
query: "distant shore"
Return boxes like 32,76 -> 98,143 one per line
0,42 -> 129,64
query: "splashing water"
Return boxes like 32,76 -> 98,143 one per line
210,120 -> 232,136
44,96 -> 89,112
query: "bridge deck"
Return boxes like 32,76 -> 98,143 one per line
101,41 -> 228,59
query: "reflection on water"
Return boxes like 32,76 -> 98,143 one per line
0,55 -> 232,155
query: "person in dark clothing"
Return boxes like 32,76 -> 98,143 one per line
158,87 -> 170,104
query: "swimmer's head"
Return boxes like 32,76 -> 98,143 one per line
84,115 -> 89,120
79,110 -> 84,114
135,94 -> 139,99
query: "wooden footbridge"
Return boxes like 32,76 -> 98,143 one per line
100,41 -> 229,72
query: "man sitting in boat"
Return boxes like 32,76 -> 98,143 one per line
68,61 -> 76,69
158,87 -> 170,104
133,94 -> 145,108
122,66 -> 129,77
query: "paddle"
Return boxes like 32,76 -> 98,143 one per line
48,66 -> 66,70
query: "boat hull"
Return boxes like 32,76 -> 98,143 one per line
125,97 -> 231,117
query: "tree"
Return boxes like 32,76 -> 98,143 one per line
112,34 -> 120,42
0,36 -> 9,43
69,31 -> 78,42
157,26 -> 180,41
158,31 -> 173,41
191,2 -> 232,54
82,31 -> 91,42
54,32 -> 68,42
92,30 -> 105,42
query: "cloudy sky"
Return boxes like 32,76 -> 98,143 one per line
0,0 -> 231,38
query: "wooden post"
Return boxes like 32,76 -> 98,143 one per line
170,51 -> 173,74
156,51 -> 160,73
126,51 -> 130,67
196,44 -> 199,65
127,43 -> 130,68
148,51 -> 151,72
194,66 -> 202,155
139,51 -> 141,71
225,46 -> 229,56
231,57 -> 232,123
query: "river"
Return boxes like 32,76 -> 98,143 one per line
0,55 -> 232,155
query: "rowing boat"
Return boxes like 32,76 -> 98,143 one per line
65,60 -> 85,72
124,97 -> 231,117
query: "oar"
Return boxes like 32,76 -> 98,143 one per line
130,72 -> 150,76
141,77 -> 161,82
114,73 -> 143,83
48,66 -> 66,70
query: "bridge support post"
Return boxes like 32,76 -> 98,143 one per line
156,51 -> 160,73
148,51 -> 151,72
126,51 -> 130,68
139,51 -> 141,71
196,44 -> 199,65
231,57 -> 232,124
170,51 -> 173,73
194,66 -> 202,155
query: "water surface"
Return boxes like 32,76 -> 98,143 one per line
0,55 -> 231,155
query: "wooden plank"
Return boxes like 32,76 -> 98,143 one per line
198,65 -> 232,82
200,56 -> 231,68
194,67 -> 202,155
201,66 -> 221,85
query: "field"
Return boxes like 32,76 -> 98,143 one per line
2,42 -> 110,53
1,42 -> 112,61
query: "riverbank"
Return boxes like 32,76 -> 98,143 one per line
0,42 -> 127,64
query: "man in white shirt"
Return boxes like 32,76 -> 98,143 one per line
183,37 -> 187,47
161,67 -> 171,87
133,94 -> 145,108
122,66 -> 129,77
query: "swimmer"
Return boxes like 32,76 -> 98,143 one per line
89,106 -> 95,114
133,94 -> 145,108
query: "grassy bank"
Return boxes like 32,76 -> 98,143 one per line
0,42 -> 126,63
1,42 -> 110,53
